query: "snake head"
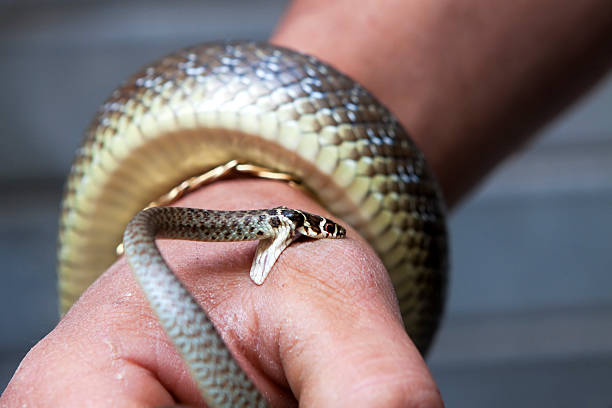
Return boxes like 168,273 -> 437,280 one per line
282,208 -> 346,239
315,217 -> 346,239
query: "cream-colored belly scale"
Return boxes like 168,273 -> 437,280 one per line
58,41 -> 448,406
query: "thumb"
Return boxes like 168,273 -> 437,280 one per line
258,230 -> 444,407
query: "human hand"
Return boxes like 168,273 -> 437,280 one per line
1,179 -> 442,407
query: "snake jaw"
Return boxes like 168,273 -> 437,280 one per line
326,221 -> 346,239
277,207 -> 345,239
297,215 -> 346,240
314,219 -> 346,239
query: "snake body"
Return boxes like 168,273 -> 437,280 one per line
58,42 -> 448,406
123,206 -> 344,406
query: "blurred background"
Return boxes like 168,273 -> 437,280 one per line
1,1 -> 611,406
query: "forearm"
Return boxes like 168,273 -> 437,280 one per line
271,0 -> 612,207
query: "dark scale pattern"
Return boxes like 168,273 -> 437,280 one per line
152,207 -> 277,242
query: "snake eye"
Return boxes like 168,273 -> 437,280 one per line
325,223 -> 335,234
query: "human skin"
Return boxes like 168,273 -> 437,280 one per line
2,180 -> 439,407
272,0 -> 612,207
3,0 -> 612,406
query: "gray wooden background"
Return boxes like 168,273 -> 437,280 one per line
1,1 -> 611,406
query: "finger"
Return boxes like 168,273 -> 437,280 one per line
1,260 -> 193,406
250,217 -> 444,407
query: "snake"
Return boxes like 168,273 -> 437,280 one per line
57,41 -> 448,406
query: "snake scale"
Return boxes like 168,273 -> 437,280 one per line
58,41 -> 448,406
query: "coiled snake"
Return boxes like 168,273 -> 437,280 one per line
58,42 -> 448,407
